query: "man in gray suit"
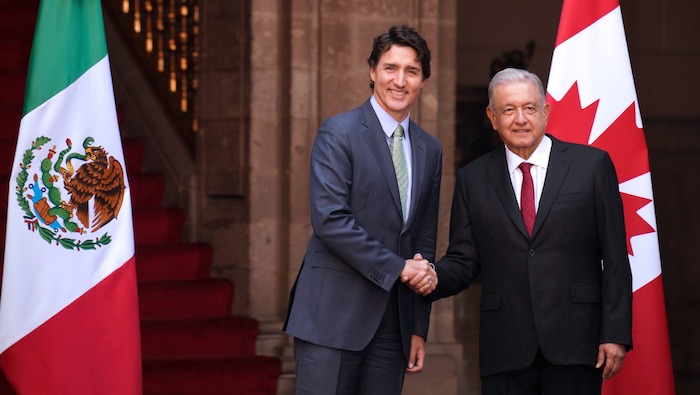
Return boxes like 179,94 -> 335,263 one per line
283,25 -> 442,394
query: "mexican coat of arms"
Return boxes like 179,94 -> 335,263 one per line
15,136 -> 125,250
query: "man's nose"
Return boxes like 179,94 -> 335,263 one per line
395,72 -> 407,87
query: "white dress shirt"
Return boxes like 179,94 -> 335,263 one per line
505,135 -> 552,213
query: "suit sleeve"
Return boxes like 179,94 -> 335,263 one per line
596,152 -> 633,348
429,168 -> 481,301
413,144 -> 442,339
309,122 -> 405,292
413,148 -> 442,263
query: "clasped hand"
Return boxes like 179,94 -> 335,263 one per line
401,253 -> 437,296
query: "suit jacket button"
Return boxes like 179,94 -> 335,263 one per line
529,249 -> 535,257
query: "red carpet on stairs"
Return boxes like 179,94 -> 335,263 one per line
0,1 -> 281,393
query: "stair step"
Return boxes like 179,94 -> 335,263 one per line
136,243 -> 213,281
0,38 -> 31,72
0,36 -> 31,70
0,8 -> 37,39
129,172 -> 164,208
141,316 -> 259,359
0,123 -> 19,142
122,137 -> 144,171
0,137 -> 18,173
142,356 -> 282,395
133,207 -> 185,245
0,104 -> 22,139
0,72 -> 27,106
138,278 -> 233,320
0,102 -> 23,117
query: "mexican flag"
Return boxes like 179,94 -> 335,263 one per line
0,0 -> 142,393
546,0 -> 675,393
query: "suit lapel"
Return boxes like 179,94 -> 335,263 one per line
360,102 -> 403,219
532,136 -> 570,238
403,121 -> 427,231
486,147 -> 529,237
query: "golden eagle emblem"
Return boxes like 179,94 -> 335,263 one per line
60,141 -> 125,231
15,136 -> 125,250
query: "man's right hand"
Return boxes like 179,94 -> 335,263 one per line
401,253 -> 437,296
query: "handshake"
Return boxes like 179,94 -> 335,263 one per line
400,253 -> 437,296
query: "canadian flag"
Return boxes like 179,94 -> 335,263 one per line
0,0 -> 142,393
546,0 -> 675,393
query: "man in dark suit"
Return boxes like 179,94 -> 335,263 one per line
429,68 -> 632,394
283,25 -> 442,394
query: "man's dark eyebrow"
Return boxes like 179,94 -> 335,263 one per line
380,61 -> 421,70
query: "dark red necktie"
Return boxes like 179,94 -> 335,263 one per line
519,162 -> 535,236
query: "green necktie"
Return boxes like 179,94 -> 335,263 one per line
391,124 -> 408,220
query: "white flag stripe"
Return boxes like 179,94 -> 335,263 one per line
628,234 -> 662,292
547,7 -> 643,144
618,172 -> 654,201
0,57 -> 134,353
617,172 -> 661,291
618,172 -> 658,231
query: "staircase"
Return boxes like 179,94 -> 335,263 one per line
0,0 -> 281,393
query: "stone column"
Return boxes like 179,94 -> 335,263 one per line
248,0 -> 294,361
196,1 -> 255,313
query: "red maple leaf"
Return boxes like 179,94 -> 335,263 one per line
620,192 -> 655,256
548,83 -> 655,256
588,103 -> 650,184
546,83 -> 598,146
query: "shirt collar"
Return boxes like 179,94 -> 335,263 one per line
370,95 -> 410,139
505,135 -> 552,174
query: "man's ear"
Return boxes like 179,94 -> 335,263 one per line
486,106 -> 497,131
542,102 -> 551,122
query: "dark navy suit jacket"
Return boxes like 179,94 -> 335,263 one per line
431,135 -> 632,377
284,99 -> 442,360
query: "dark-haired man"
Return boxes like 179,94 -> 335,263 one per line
283,25 -> 442,394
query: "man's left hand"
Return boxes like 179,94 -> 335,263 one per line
406,335 -> 426,375
596,343 -> 626,379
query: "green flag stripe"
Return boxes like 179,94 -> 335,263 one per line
23,0 -> 108,116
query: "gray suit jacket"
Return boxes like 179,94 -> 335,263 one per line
284,99 -> 442,359
431,135 -> 632,377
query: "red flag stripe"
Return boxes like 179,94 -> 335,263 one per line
0,257 -> 142,394
603,276 -> 676,394
555,0 -> 619,46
